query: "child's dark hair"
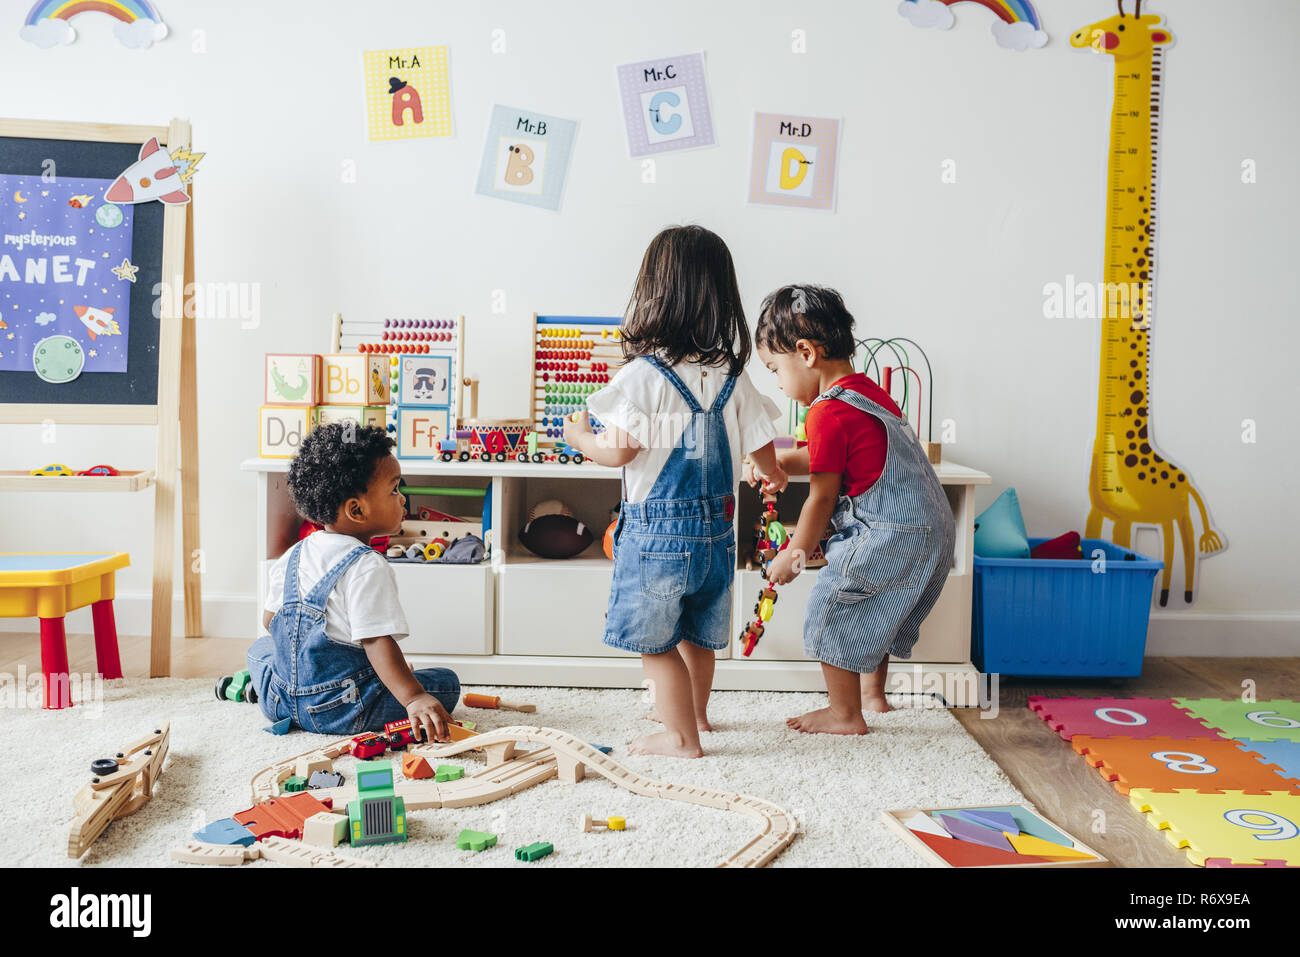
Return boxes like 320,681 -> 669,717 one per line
287,423 -> 395,525
621,225 -> 751,377
755,285 -> 856,360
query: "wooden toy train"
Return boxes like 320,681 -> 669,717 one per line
436,421 -> 587,465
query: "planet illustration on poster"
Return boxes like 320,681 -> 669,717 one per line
96,203 -> 125,228
33,335 -> 86,384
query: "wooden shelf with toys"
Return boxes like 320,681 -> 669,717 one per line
241,319 -> 990,700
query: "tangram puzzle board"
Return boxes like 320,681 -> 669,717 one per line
881,805 -> 1106,868
1029,696 -> 1300,867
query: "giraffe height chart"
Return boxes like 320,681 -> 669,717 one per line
1071,3 -> 1223,606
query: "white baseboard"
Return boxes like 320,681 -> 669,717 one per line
2,594 -> 1295,657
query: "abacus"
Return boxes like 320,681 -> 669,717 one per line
531,314 -> 624,461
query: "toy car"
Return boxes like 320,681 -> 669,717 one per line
77,464 -> 120,476
350,732 -> 389,760
215,669 -> 258,704
30,463 -> 73,476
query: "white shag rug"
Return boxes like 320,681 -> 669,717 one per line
12,680 -> 1026,868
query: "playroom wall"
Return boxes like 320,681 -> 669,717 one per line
2,0 -> 1296,654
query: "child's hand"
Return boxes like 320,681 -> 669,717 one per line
406,693 -> 451,743
760,465 -> 789,495
564,411 -> 593,449
743,459 -> 760,488
767,546 -> 802,585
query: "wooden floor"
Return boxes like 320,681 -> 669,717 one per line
7,631 -> 1295,867
954,658 -> 1300,868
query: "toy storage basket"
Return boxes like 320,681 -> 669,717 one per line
971,538 -> 1162,678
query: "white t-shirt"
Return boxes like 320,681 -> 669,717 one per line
264,531 -> 409,646
586,356 -> 782,503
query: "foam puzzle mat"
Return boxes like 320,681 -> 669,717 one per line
1028,696 -> 1300,867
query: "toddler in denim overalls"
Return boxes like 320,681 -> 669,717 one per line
754,284 -> 953,735
245,423 -> 460,740
565,225 -> 785,758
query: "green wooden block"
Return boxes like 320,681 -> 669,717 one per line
435,764 -> 465,783
456,829 -> 497,852
514,841 -> 553,862
283,775 -> 307,792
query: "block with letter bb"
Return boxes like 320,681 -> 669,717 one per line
265,354 -> 321,406
260,405 -> 318,458
397,407 -> 450,459
321,354 -> 389,406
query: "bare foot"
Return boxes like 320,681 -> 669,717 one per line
786,708 -> 869,735
627,731 -> 703,758
646,709 -> 714,732
861,693 -> 892,714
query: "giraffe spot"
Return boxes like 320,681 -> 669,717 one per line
1140,443 -> 1151,454
1161,471 -> 1168,479
1132,247 -> 1138,253
1130,360 -> 1137,368
1138,407 -> 1147,416
1170,482 -> 1176,489
1129,442 -> 1137,450
1139,271 -> 1149,280
1141,458 -> 1149,465
1134,371 -> 1142,380
1130,343 -> 1137,349
1178,474 -> 1185,482
1126,430 -> 1135,438
1138,472 -> 1146,480
1139,425 -> 1148,439
1152,453 -> 1161,462
1125,454 -> 1138,466
1129,272 -> 1136,278
1139,219 -> 1145,225
1138,258 -> 1146,266
1131,391 -> 1144,404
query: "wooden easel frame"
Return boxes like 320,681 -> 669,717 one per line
0,118 -> 201,676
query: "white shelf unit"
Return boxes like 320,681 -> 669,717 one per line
242,457 -> 991,704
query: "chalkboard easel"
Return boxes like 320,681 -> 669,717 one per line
0,117 -> 201,677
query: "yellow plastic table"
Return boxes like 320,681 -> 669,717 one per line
0,553 -> 129,709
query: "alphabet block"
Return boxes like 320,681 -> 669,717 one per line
397,407 -> 450,459
397,354 -> 453,408
321,354 -> 389,406
259,405 -> 317,459
265,354 -> 321,406
316,405 -> 388,430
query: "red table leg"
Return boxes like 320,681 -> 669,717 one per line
91,599 -> 124,680
39,616 -> 72,710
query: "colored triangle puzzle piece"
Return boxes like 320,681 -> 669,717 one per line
1007,831 -> 1094,860
937,814 -> 1014,851
963,810 -> 1019,833
903,812 -> 949,838
937,806 -> 1071,846
912,831 -> 1052,867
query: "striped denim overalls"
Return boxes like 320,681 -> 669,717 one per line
602,357 -> 738,655
803,384 -> 956,673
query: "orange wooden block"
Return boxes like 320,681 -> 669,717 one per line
233,792 -> 333,841
402,754 -> 433,779
447,721 -> 479,742
1071,735 -> 1300,795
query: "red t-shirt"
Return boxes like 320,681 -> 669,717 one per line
805,374 -> 903,496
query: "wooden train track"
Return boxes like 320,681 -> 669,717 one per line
245,725 -> 797,868
69,722 -> 170,859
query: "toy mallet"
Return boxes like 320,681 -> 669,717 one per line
463,693 -> 537,713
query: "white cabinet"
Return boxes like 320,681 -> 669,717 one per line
393,562 -> 494,656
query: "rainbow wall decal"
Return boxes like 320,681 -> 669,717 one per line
899,0 -> 1048,50
21,0 -> 168,49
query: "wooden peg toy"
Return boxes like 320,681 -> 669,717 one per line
579,813 -> 626,833
463,692 -> 537,713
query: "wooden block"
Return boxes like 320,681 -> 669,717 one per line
315,405 -> 387,430
402,754 -> 433,779
259,405 -> 317,459
321,353 -> 389,406
302,811 -> 347,849
397,407 -> 451,459
555,752 -> 585,784
397,353 -> 455,408
265,354 -> 321,406
295,756 -> 332,780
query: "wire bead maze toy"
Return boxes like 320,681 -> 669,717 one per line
738,490 -> 788,657
858,336 -> 941,464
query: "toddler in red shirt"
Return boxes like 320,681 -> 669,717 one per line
748,286 -> 955,735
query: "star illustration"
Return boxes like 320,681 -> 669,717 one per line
5,333 -> 12,340
41,190 -> 49,197
17,212 -> 24,220
88,349 -> 97,358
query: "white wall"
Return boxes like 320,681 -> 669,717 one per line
2,0 -> 1296,652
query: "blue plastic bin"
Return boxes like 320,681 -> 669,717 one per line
972,538 -> 1162,677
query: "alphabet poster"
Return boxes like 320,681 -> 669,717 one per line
0,174 -> 134,373
474,105 -> 577,212
616,51 -> 715,156
363,45 -> 453,141
747,113 -> 840,211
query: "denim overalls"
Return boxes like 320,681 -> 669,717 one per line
803,384 -> 956,673
602,357 -> 737,654
246,542 -> 460,734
